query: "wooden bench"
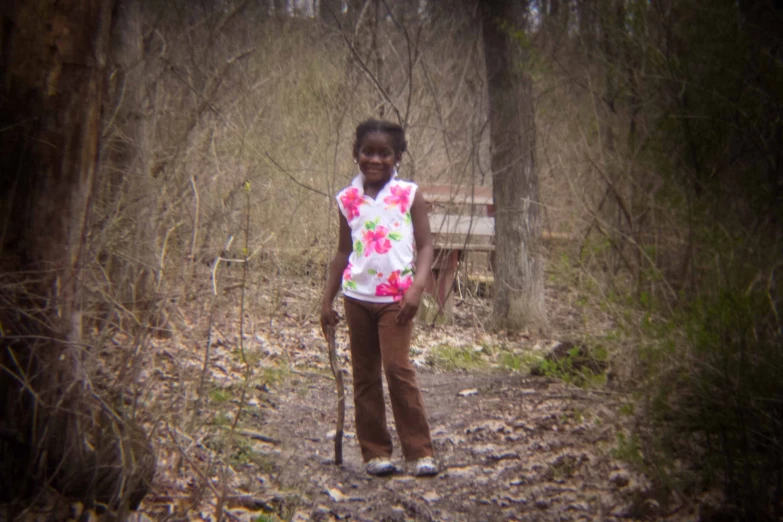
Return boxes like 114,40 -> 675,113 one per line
420,184 -> 574,320
420,184 -> 496,318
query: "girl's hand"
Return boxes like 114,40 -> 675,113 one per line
396,285 -> 423,325
320,303 -> 339,337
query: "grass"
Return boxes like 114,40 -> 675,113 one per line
498,351 -> 546,373
425,343 -> 547,373
425,344 -> 489,371
212,411 -> 232,426
535,357 -> 608,387
253,516 -> 281,522
261,364 -> 291,386
230,439 -> 279,471
210,388 -> 232,403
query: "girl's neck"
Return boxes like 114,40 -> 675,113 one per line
363,180 -> 384,200
363,173 -> 393,200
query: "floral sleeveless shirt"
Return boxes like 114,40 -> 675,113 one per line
336,172 -> 417,303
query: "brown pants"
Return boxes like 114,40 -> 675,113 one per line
343,297 -> 434,462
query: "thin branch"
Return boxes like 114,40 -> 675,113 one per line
323,1 -> 404,124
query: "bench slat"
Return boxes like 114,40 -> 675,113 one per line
433,242 -> 496,252
423,193 -> 494,205
429,213 -> 494,237
421,184 -> 493,207
432,230 -> 573,248
421,183 -> 492,197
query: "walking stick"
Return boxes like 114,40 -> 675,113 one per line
326,325 -> 345,465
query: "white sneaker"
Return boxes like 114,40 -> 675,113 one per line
413,456 -> 438,477
366,457 -> 395,476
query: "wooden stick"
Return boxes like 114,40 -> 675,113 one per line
326,325 -> 345,465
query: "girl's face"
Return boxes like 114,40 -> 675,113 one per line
355,131 -> 400,185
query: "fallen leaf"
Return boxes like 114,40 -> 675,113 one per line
326,487 -> 346,502
422,491 -> 441,503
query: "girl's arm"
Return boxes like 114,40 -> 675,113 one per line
321,212 -> 353,335
396,189 -> 433,325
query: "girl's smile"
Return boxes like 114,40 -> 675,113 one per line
356,131 -> 399,186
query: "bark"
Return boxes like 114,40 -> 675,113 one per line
0,0 -> 155,511
576,0 -> 597,51
101,0 -> 162,331
480,0 -> 545,331
388,0 -> 420,25
598,0 -> 627,153
320,0 -> 343,27
540,0 -> 568,53
347,0 -> 365,31
274,0 -> 288,18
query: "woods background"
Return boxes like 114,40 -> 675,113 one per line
1,0 -> 781,520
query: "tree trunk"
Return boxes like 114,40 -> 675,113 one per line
347,0 -> 365,31
480,0 -> 546,331
320,0 -> 343,27
0,0 -> 155,511
576,0 -> 597,51
274,0 -> 288,18
541,0 -> 568,53
101,0 -> 158,329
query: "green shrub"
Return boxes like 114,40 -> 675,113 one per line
425,344 -> 488,371
639,286 -> 782,519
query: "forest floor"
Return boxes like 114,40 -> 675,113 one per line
119,274 -> 697,522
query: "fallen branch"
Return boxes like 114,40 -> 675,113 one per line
233,428 -> 281,445
325,325 -> 345,466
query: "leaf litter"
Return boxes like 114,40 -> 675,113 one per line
92,276 -> 697,522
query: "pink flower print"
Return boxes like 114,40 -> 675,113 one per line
340,188 -> 366,220
342,263 -> 358,291
362,225 -> 392,257
383,185 -> 412,213
375,270 -> 413,301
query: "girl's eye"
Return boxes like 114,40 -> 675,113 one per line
360,149 -> 393,158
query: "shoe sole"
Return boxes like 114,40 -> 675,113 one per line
367,467 -> 395,476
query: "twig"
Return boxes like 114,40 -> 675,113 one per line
232,428 -> 280,445
188,175 -> 200,279
210,236 -> 235,296
323,1 -> 404,124
165,424 -> 221,498
157,222 -> 181,292
230,182 -> 253,432
215,463 -> 228,522
326,325 -> 345,465
195,291 -> 217,415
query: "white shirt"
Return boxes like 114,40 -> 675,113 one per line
336,172 -> 418,303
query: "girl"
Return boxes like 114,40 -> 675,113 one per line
320,119 -> 438,477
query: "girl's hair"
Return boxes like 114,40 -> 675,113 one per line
353,119 -> 407,157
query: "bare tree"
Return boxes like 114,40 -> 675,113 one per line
0,0 -> 155,512
481,0 -> 546,330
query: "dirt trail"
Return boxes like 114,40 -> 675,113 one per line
132,280 -> 687,522
254,369 -> 657,522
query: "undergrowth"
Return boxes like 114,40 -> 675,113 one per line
425,342 -> 552,375
567,239 -> 783,520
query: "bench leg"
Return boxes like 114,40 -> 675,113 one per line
434,250 -> 459,318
